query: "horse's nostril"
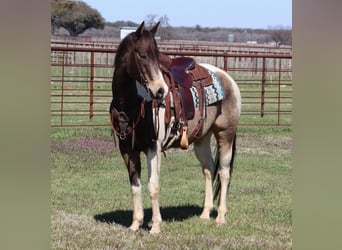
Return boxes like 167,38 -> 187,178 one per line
156,88 -> 165,99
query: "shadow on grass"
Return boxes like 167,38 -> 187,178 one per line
94,205 -> 207,230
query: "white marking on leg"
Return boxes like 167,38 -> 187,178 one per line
147,142 -> 162,234
129,180 -> 143,231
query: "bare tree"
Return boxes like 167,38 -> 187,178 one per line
159,14 -> 170,27
269,26 -> 292,45
144,14 -> 159,28
144,14 -> 174,40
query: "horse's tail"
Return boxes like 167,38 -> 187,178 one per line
213,133 -> 237,203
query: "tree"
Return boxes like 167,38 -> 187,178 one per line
268,26 -> 292,45
144,14 -> 159,28
51,0 -> 105,36
144,14 -> 174,40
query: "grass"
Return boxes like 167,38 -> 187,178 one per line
51,126 -> 292,249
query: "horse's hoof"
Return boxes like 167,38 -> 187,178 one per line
215,217 -> 226,226
128,221 -> 141,231
149,224 -> 161,234
199,208 -> 211,221
199,214 -> 210,221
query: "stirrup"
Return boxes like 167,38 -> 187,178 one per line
180,126 -> 189,149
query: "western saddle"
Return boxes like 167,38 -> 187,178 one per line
158,53 -> 213,149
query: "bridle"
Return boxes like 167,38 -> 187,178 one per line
109,39 -> 161,143
109,48 -> 148,141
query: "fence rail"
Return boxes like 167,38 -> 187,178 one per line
51,41 -> 292,127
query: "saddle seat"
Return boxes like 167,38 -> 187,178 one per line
159,53 -> 212,87
169,57 -> 195,88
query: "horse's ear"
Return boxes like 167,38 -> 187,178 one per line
150,22 -> 160,36
135,21 -> 145,38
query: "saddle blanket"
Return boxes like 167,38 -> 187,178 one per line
190,69 -> 225,107
168,69 -> 225,108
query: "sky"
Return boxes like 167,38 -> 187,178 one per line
80,0 -> 292,29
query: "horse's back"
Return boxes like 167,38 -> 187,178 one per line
200,63 -> 241,115
193,64 -> 241,136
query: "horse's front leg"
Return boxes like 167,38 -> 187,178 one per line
146,141 -> 162,234
121,151 -> 144,231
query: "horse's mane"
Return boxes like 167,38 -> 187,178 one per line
114,29 -> 160,70
114,33 -> 135,69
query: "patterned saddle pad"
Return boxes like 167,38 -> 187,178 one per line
190,69 -> 225,107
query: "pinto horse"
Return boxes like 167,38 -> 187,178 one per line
109,21 -> 241,234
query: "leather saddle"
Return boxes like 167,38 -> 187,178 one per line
169,57 -> 195,88
159,53 -> 212,87
159,53 -> 213,149
159,53 -> 212,120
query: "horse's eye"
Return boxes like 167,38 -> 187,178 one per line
138,53 -> 147,60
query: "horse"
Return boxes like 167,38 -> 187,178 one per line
109,21 -> 241,234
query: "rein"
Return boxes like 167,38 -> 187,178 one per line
109,98 -> 146,140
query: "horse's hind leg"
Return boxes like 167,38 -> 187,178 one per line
194,132 -> 215,220
214,130 -> 236,225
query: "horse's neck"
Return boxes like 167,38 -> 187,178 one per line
112,70 -> 139,113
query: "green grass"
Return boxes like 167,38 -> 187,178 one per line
51,126 -> 292,249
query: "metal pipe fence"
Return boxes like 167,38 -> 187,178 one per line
51,42 -> 292,127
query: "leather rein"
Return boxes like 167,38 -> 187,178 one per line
109,98 -> 146,140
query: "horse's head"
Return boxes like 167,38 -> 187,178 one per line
128,21 -> 168,100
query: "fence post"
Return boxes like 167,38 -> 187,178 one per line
278,59 -> 282,125
89,51 -> 94,120
61,51 -> 65,126
261,57 -> 266,117
223,54 -> 228,72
